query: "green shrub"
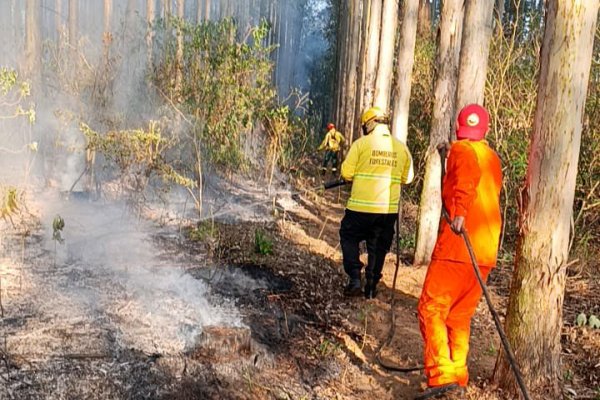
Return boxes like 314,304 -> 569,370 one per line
254,228 -> 273,255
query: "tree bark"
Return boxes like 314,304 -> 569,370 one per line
413,0 -> 463,267
68,0 -> 78,46
147,0 -> 155,68
373,0 -> 399,110
175,0 -> 185,98
493,1 -> 599,397
205,0 -> 211,21
390,0 -> 419,143
25,0 -> 42,87
417,0 -> 432,38
455,0 -> 494,116
362,0 -> 383,110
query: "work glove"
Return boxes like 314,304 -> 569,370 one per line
450,215 -> 465,234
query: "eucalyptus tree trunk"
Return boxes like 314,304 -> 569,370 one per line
68,0 -> 78,46
205,0 -> 211,21
455,0 -> 494,119
390,0 -> 418,143
55,0 -> 62,38
333,0 -> 349,127
493,1 -> 599,397
25,0 -> 42,86
373,0 -> 399,110
345,0 -> 363,143
361,0 -> 383,111
175,0 -> 185,98
413,0 -> 463,267
103,0 -> 113,63
417,0 -> 432,38
146,0 -> 155,68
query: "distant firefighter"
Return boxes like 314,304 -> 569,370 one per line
318,123 -> 344,173
416,104 -> 502,399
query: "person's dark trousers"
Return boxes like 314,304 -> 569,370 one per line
322,150 -> 338,169
339,209 -> 397,284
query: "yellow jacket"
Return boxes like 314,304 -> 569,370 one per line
341,124 -> 413,214
318,128 -> 345,152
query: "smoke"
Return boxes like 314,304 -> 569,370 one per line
32,193 -> 241,355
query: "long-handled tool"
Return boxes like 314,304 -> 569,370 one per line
437,145 -> 531,400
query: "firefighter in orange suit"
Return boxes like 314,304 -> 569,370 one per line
339,107 -> 413,298
416,104 -> 502,399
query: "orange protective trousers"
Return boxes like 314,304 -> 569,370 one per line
418,140 -> 502,388
418,260 -> 491,387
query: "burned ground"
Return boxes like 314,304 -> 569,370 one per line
0,183 -> 598,400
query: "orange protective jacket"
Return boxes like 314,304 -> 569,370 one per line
431,140 -> 502,267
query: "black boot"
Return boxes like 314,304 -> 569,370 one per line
343,279 -> 362,297
364,279 -> 378,299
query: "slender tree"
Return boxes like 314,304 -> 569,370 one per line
494,1 -> 599,397
68,0 -> 78,46
25,0 -> 42,87
147,0 -> 155,68
413,0 -> 463,267
455,0 -> 494,114
361,0 -> 383,111
373,0 -> 399,110
390,0 -> 419,143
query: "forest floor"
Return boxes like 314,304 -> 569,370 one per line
0,173 -> 598,400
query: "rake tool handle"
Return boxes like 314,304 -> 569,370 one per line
323,179 -> 348,190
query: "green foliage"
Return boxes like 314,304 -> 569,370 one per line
0,67 -> 35,124
405,39 -> 436,204
189,219 -> 219,242
254,228 -> 273,255
52,215 -> 65,244
0,187 -> 20,224
154,18 -> 278,172
81,121 -> 194,194
574,313 -> 600,329
314,338 -> 341,358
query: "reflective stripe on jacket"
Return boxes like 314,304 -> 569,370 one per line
432,140 -> 502,267
318,129 -> 344,152
340,124 -> 413,214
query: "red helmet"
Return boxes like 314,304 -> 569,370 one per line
327,123 -> 335,130
456,104 -> 489,141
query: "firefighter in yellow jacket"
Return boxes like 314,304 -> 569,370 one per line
318,123 -> 345,172
339,107 -> 414,298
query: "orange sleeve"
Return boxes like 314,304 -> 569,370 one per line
447,143 -> 481,217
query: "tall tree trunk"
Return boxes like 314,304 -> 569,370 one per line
390,0 -> 419,142
373,0 -> 399,110
147,0 -> 155,68
345,0 -> 363,143
493,1 -> 599,397
175,0 -> 185,98
455,0 -> 494,115
55,0 -> 62,39
205,0 -> 211,21
417,0 -> 432,38
104,0 -> 112,34
25,0 -> 42,87
68,0 -> 78,46
362,0 -> 383,110
413,0 -> 463,267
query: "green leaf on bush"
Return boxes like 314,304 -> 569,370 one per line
588,315 -> 600,329
576,313 -> 587,327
